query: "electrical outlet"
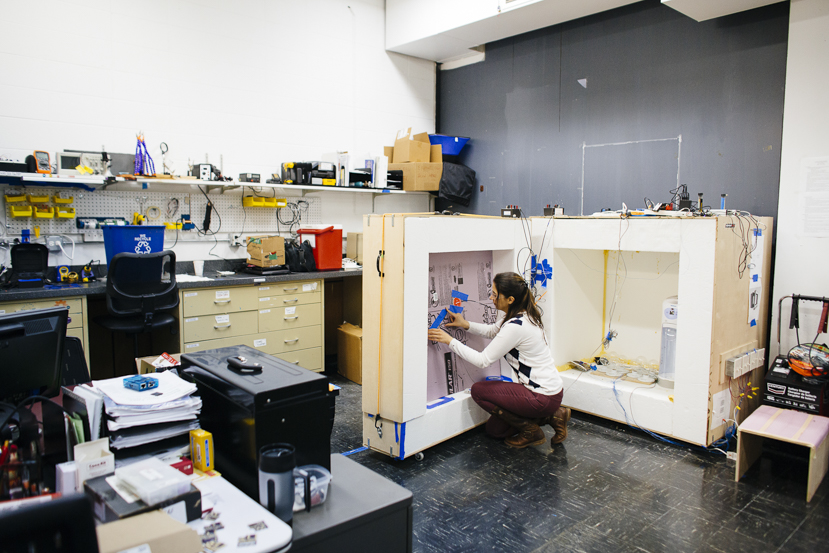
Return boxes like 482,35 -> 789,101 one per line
231,234 -> 244,247
46,236 -> 62,252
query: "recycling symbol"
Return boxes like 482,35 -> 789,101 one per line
135,240 -> 152,254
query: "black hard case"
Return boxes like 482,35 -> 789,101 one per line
181,345 -> 335,499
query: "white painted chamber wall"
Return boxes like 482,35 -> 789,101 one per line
0,0 -> 435,262
771,0 -> 829,357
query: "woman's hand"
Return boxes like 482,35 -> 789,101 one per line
445,311 -> 470,330
428,328 -> 453,344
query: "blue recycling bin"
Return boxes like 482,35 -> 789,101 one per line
102,225 -> 166,266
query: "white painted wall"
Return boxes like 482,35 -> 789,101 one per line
0,0 -> 435,262
771,0 -> 829,356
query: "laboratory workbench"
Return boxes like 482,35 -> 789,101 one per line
0,267 -> 362,374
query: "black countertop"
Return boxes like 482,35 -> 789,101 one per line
0,268 -> 362,303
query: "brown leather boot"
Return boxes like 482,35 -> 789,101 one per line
492,408 -> 546,449
549,407 -> 571,445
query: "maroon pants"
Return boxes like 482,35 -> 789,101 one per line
471,381 -> 564,438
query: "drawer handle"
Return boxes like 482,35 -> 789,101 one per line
214,299 -> 231,304
283,287 -> 298,291
284,338 -> 299,343
214,324 -> 232,329
291,360 -> 300,365
283,298 -> 298,303
284,316 -> 298,321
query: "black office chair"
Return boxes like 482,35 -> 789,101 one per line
0,494 -> 99,553
94,250 -> 179,373
62,336 -> 91,386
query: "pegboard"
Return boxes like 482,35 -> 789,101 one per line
2,187 -> 321,240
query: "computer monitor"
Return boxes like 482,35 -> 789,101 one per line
0,306 -> 69,404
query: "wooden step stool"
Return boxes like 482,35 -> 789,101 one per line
735,405 -> 829,501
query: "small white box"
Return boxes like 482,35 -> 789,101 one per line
115,457 -> 191,506
74,438 -> 115,486
56,461 -> 79,495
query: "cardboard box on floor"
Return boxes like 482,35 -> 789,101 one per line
338,322 -> 362,384
385,130 -> 443,192
346,232 -> 363,263
97,510 -> 202,553
247,235 -> 285,267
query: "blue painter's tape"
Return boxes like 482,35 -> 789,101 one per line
448,305 -> 463,314
382,190 -> 390,193
341,446 -> 368,456
367,413 -> 374,418
451,290 -> 469,301
427,396 -> 455,409
398,422 -> 407,460
395,422 -> 399,443
754,228 -> 762,236
752,274 -> 759,282
750,319 -> 757,327
430,309 -> 447,329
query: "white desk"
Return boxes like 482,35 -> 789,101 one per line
190,476 -> 292,553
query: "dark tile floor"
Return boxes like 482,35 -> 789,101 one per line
327,374 -> 829,553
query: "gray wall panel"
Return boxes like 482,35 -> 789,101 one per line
438,0 -> 788,217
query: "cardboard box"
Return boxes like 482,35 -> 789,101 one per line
96,510 -> 202,553
393,128 -> 432,163
337,323 -> 363,384
390,162 -> 444,192
74,438 -> 114,487
190,429 -> 214,471
136,352 -> 182,374
247,235 -> 285,267
385,143 -> 442,165
85,475 -> 202,523
346,232 -> 363,263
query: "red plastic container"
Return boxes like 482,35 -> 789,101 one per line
297,225 -> 343,270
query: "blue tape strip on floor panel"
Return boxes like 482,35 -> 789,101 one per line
395,422 -> 399,443
427,397 -> 455,409
341,446 -> 368,456
398,422 -> 407,460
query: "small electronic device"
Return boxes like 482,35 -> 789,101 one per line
239,173 -> 260,183
33,151 -> 51,174
123,375 -> 159,392
543,204 -> 563,216
501,205 -> 521,218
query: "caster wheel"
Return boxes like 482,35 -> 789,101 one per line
414,452 -> 425,461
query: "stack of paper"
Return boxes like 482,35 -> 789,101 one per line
91,371 -> 201,450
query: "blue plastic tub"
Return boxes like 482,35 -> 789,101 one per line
102,225 -> 165,266
428,134 -> 470,156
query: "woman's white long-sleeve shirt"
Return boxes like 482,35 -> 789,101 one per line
448,313 -> 563,396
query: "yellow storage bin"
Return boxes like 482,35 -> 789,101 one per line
56,206 -> 76,218
243,196 -> 265,207
9,205 -> 33,218
27,194 -> 50,203
34,206 -> 55,218
53,195 -> 74,204
4,192 -> 26,203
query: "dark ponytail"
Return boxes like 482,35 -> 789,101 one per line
493,272 -> 544,331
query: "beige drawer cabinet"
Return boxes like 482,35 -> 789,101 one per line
179,280 -> 324,372
182,287 -> 258,316
0,296 -> 90,367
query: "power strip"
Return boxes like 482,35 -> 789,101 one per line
725,348 -> 765,378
